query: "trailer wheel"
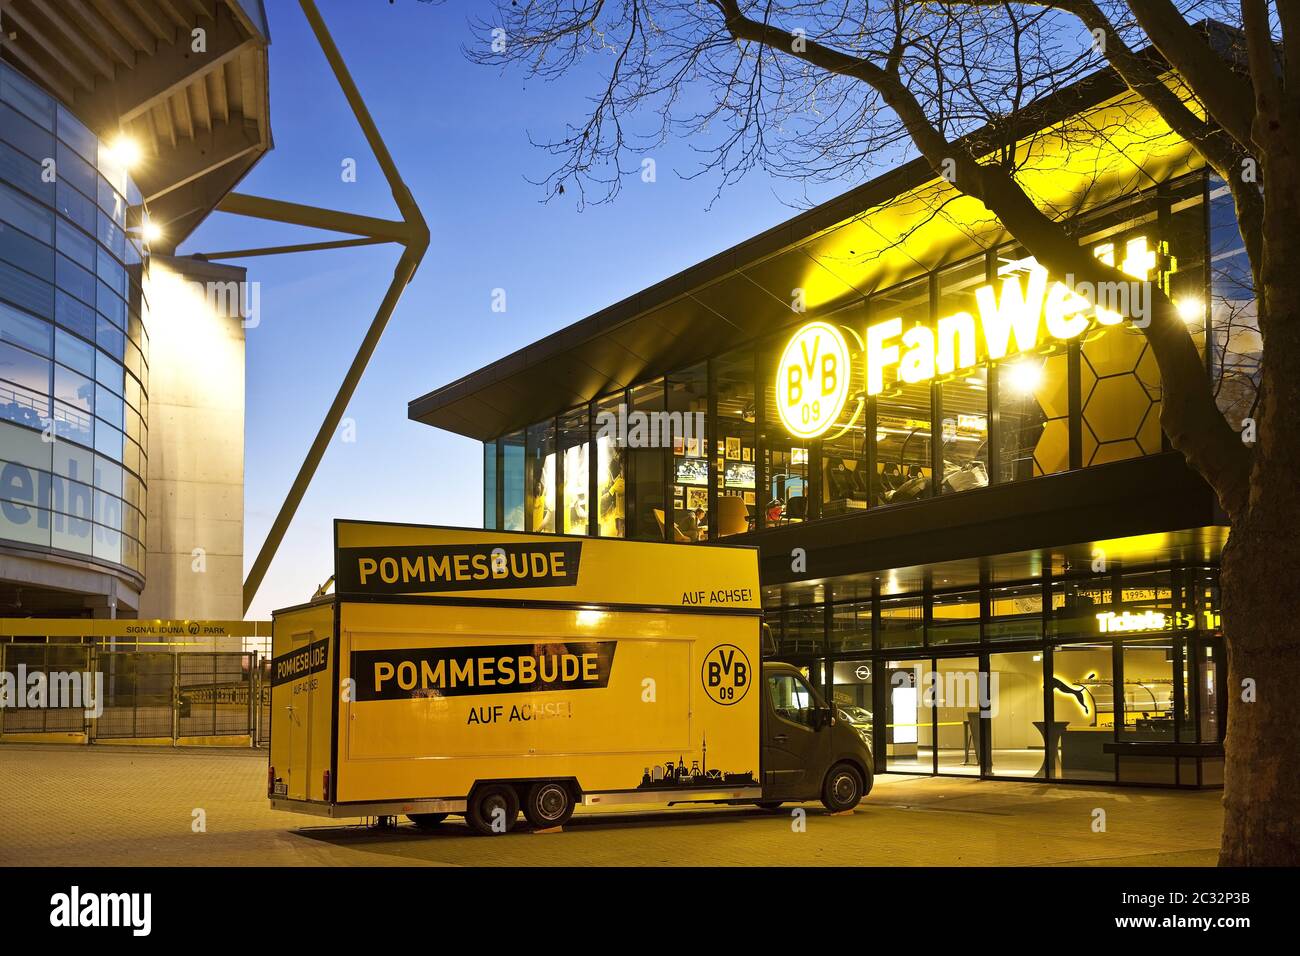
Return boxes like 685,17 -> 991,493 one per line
407,813 -> 447,829
523,781 -> 574,828
821,763 -> 864,813
467,784 -> 520,835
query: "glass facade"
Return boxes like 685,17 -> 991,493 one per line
772,564 -> 1225,785
481,173 -> 1213,548
0,60 -> 148,575
468,170 -> 1231,786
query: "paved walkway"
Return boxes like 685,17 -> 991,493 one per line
0,744 -> 1223,866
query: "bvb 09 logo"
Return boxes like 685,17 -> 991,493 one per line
776,321 -> 851,439
702,644 -> 751,706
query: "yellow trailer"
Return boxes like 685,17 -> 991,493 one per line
269,520 -> 775,833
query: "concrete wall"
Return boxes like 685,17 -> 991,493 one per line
137,257 -> 246,620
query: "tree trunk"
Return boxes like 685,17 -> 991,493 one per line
1219,515 -> 1300,864
1218,310 -> 1300,865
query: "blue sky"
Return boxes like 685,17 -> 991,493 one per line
183,0 -> 848,619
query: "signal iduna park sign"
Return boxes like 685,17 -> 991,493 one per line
776,237 -> 1158,438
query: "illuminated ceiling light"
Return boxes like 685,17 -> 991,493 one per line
1004,360 -> 1043,395
108,136 -> 142,169
1175,297 -> 1203,323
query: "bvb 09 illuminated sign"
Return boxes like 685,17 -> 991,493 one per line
775,321 -> 852,438
775,237 -> 1159,438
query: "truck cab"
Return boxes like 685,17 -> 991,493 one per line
760,661 -> 874,812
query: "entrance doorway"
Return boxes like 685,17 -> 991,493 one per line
884,655 -> 986,776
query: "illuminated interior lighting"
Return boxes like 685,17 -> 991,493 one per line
108,136 -> 142,169
1004,360 -> 1043,395
1175,297 -> 1203,323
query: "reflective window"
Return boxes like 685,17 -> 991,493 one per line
0,141 -> 54,202
1,182 -> 55,242
884,661 -> 929,773
0,339 -> 51,405
937,259 -> 989,494
1,301 -> 51,356
1,66 -> 54,129
1209,175 -> 1260,429
929,590 -> 980,646
0,102 -> 53,158
56,107 -> 96,164
1053,642 -> 1116,781
626,380 -> 665,541
768,673 -> 816,727
594,392 -> 625,537
779,605 -> 824,656
988,583 -> 1043,641
54,364 -> 93,413
714,348 -> 756,535
55,328 -> 94,376
96,385 -> 124,430
667,364 -> 707,541
872,278 -> 933,504
482,440 -> 498,530
761,336 -> 811,525
830,601 -> 872,653
933,656 -> 982,775
95,346 -> 124,393
55,182 -> 96,234
55,290 -> 95,339
830,659 -> 874,747
879,595 -> 923,649
988,651 -> 1046,777
0,58 -> 146,572
56,141 -> 96,198
501,429 -> 525,531
819,309 -> 870,520
1049,576 -> 1112,639
524,419 -> 555,533
559,405 -> 590,535
94,420 -> 123,461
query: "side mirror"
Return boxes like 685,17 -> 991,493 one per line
813,705 -> 833,730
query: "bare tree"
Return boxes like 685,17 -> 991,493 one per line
468,0 -> 1297,864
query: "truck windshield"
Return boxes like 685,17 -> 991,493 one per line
769,673 -> 816,726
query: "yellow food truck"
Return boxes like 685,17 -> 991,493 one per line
268,520 -> 872,834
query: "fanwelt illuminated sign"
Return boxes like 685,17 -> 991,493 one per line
775,237 -> 1158,438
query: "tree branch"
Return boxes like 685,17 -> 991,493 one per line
709,0 -> 1252,517
1124,0 -> 1258,150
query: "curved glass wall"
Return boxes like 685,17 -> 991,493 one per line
0,60 -> 148,575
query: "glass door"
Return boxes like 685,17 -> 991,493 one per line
988,650 -> 1046,777
933,655 -> 982,775
884,659 -> 931,773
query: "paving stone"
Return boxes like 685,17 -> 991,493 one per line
0,744 -> 1223,866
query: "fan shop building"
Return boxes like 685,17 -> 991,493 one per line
410,80 -> 1254,789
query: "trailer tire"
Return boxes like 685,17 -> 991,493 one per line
821,763 -> 864,813
523,781 -> 575,828
467,784 -> 520,835
407,813 -> 448,829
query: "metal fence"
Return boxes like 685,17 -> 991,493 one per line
0,644 -> 263,746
